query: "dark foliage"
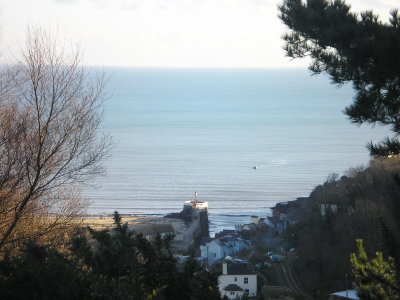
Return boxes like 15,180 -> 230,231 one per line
367,137 -> 400,157
0,242 -> 89,300
281,158 -> 400,298
279,0 -> 400,155
0,212 -> 221,300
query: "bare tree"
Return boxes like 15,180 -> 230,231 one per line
0,27 -> 111,251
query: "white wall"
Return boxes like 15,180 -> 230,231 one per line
200,245 -> 208,258
218,274 -> 257,298
201,239 -> 251,265
208,242 -> 224,265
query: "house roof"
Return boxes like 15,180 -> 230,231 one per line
223,262 -> 256,275
267,216 -> 284,226
202,233 -> 250,248
330,290 -> 359,299
200,237 -> 214,246
210,239 -> 223,246
220,236 -> 241,243
215,230 -> 236,239
223,284 -> 244,292
220,229 -> 236,234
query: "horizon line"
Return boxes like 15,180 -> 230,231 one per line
84,65 -> 308,70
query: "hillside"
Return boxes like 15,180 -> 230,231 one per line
281,157 -> 400,298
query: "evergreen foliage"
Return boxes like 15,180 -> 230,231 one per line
0,212 -> 221,300
279,0 -> 400,155
0,242 -> 88,300
351,239 -> 400,300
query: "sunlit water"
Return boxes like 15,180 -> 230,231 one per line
83,68 -> 391,233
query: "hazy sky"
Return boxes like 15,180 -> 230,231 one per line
0,0 -> 398,68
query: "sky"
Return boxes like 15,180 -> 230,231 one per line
0,0 -> 398,68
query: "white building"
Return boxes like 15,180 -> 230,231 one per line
218,260 -> 257,299
200,236 -> 250,265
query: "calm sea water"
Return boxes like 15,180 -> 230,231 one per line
84,68 -> 391,233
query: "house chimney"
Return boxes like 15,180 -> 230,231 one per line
222,261 -> 227,275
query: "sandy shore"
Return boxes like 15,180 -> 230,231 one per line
80,214 -> 152,230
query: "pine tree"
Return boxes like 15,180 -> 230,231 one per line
351,239 -> 400,299
0,212 -> 221,300
279,0 -> 400,156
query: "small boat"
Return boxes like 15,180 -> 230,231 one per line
253,166 -> 258,169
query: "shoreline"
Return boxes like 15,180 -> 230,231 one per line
80,209 -> 278,234
79,214 -> 153,230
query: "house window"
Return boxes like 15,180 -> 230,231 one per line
234,277 -> 237,282
244,277 -> 248,284
245,289 -> 249,294
212,253 -> 216,257
230,292 -> 235,295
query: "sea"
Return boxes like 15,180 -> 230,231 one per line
83,68 -> 391,234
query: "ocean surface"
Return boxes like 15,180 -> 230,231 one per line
84,68 -> 391,234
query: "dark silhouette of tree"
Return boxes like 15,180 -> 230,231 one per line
0,212 -> 221,300
0,242 -> 89,300
279,0 -> 400,156
71,211 -> 221,300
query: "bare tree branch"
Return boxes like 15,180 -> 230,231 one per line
0,27 -> 112,252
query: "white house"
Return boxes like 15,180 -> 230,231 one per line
200,236 -> 250,265
218,260 -> 257,299
201,240 -> 225,265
